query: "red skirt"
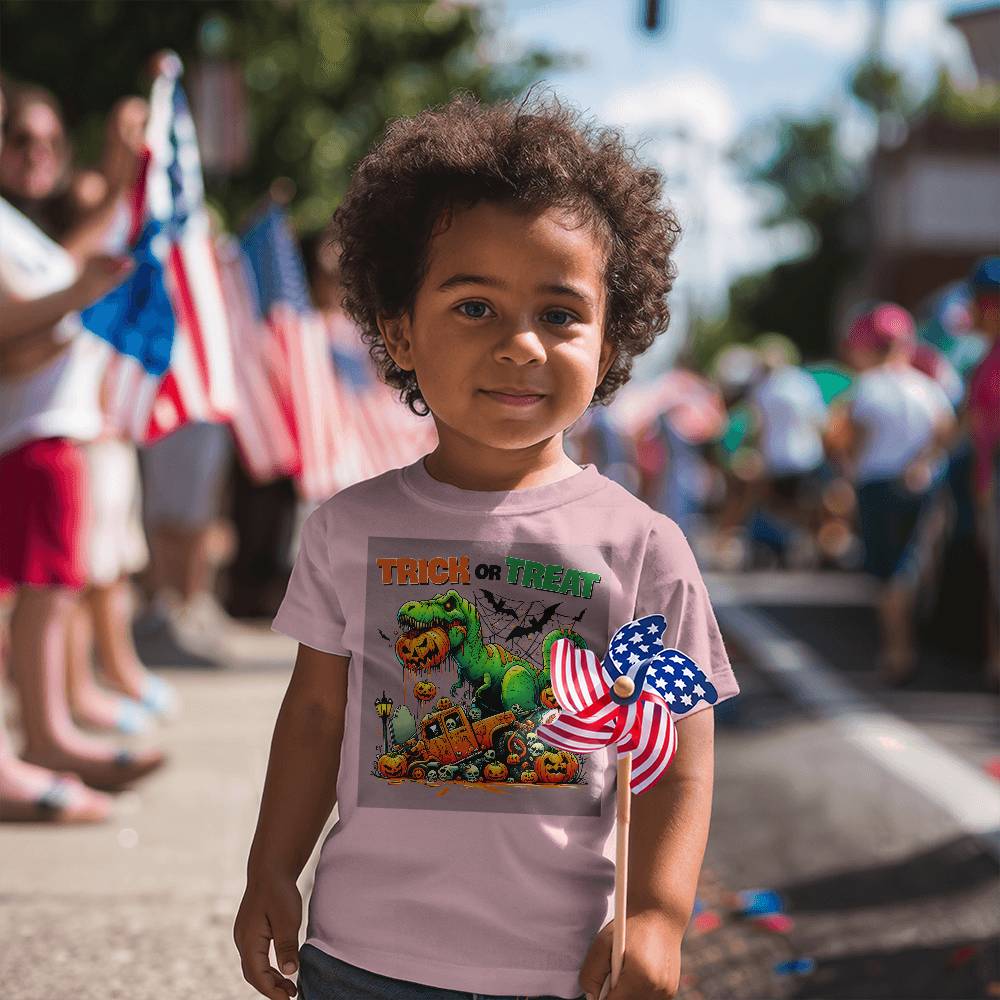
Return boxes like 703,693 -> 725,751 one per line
0,437 -> 89,590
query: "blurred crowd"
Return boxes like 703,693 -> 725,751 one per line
0,73 -> 997,829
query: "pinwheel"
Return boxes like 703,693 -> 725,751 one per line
536,613 -> 718,996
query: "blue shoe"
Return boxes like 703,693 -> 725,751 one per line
115,697 -> 153,735
140,675 -> 179,720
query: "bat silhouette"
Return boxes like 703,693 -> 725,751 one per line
506,602 -> 561,640
481,589 -> 520,618
572,608 -> 586,622
378,628 -> 391,641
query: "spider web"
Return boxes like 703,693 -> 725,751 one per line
471,589 -> 585,668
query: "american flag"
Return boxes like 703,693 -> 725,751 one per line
215,236 -> 300,484
240,204 -> 368,502
535,614 -> 718,795
324,311 -> 438,482
82,55 -> 236,443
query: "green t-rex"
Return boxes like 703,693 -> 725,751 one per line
395,589 -> 588,713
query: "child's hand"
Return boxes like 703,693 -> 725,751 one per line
234,875 -> 303,999
578,908 -> 683,999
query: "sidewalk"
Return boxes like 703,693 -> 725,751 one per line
1,636 -> 298,1000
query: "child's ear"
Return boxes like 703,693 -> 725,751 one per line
596,335 -> 618,387
378,312 -> 415,372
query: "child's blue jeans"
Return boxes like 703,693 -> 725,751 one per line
298,944 -> 586,1000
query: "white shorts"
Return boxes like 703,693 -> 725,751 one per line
83,438 -> 149,587
140,421 -> 232,528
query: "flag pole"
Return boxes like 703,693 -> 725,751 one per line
599,678 -> 635,999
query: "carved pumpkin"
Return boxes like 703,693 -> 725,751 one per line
534,750 -> 579,784
520,771 -> 538,784
482,761 -> 509,782
434,696 -> 453,711
507,752 -> 523,766
413,680 -> 437,703
378,753 -> 408,779
396,625 -> 450,672
539,686 -> 558,710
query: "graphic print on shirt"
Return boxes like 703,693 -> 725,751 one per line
357,536 -> 613,816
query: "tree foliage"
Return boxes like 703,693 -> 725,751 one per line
1,0 -> 559,231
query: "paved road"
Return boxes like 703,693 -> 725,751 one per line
2,582 -> 997,999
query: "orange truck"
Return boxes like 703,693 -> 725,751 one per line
401,703 -> 517,778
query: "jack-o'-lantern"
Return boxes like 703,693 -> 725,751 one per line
534,750 -> 579,784
482,761 -> 509,782
396,625 -> 450,672
507,753 -> 523,766
413,680 -> 437,703
539,686 -> 558,710
378,753 -> 408,779
434,696 -> 453,711
520,770 -> 538,784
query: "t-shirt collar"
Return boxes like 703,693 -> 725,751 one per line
399,453 -> 607,514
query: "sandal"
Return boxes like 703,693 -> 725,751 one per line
139,675 -> 179,720
0,774 -> 111,824
22,747 -> 167,792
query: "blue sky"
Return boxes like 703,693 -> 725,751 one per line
483,0 -> 987,366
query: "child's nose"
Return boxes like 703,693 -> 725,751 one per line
494,326 -> 546,364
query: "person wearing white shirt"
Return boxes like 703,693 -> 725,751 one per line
841,304 -> 956,685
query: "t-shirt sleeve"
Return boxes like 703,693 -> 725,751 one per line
271,506 -> 351,658
634,513 -> 739,718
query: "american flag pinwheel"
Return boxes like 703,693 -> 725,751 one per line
535,613 -> 718,794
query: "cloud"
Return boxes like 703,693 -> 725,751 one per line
601,70 -> 737,146
754,0 -> 869,56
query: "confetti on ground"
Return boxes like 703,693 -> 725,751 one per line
774,957 -> 815,976
947,945 -> 978,969
752,914 -> 794,933
738,888 -> 784,916
693,911 -> 722,933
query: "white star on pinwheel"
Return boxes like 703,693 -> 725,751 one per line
629,634 -> 643,644
664,665 -> 675,674
654,677 -> 668,690
673,679 -> 686,689
615,643 -> 627,654
670,655 -> 685,665
681,694 -> 692,706
665,692 -> 675,703
647,623 -> 660,635
693,684 -> 705,697
683,668 -> 695,678
628,652 -> 641,665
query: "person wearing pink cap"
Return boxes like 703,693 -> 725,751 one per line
838,303 -> 956,684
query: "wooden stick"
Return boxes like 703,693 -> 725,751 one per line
599,750 -> 632,999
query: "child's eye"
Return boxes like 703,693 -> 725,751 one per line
543,309 -> 576,326
457,301 -> 492,319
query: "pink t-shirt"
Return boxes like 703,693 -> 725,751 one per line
271,454 -> 740,998
968,341 -> 1000,498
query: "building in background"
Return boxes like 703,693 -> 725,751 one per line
864,4 -> 1000,309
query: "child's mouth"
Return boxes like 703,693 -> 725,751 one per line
481,390 -> 546,407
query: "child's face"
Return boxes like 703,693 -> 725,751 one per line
379,200 -> 617,459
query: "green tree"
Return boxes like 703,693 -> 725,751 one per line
1,0 -> 560,230
721,114 -> 865,361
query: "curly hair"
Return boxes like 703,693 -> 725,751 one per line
331,90 -> 681,416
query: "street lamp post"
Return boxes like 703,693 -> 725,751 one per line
375,691 -> 394,754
